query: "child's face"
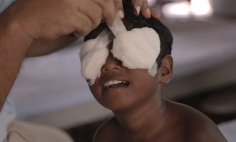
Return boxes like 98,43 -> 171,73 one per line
89,44 -> 161,111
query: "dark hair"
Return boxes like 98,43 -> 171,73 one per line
84,0 -> 173,66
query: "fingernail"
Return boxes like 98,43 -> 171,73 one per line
146,8 -> 151,17
118,10 -> 124,19
136,6 -> 141,15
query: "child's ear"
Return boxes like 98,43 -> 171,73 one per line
158,55 -> 173,84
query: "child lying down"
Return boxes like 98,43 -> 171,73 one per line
79,0 -> 227,141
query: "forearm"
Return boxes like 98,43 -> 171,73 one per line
26,35 -> 77,57
0,15 -> 32,110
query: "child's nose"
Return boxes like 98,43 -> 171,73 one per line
101,53 -> 122,73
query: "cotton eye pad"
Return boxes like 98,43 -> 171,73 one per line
79,29 -> 114,85
111,27 -> 161,75
80,16 -> 161,85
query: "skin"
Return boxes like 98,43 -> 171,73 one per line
0,0 -> 159,110
89,44 -> 227,142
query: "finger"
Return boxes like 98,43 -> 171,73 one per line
74,12 -> 93,37
150,8 -> 161,19
140,0 -> 151,18
85,2 -> 103,29
93,0 -> 116,26
132,0 -> 143,15
114,0 -> 124,19
78,1 -> 102,30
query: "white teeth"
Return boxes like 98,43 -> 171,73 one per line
104,80 -> 127,87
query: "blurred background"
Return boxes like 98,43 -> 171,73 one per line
10,0 -> 236,141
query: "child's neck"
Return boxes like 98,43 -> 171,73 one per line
113,97 -> 169,140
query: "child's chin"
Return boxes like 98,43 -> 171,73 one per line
102,101 -> 134,112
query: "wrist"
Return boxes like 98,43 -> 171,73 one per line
0,18 -> 33,50
0,2 -> 34,49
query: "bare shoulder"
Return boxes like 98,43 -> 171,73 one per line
93,116 -> 121,142
166,100 -> 227,142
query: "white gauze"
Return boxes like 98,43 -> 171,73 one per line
111,27 -> 161,76
79,29 -> 114,85
79,17 -> 161,85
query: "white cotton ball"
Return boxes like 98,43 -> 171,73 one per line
79,27 -> 161,83
112,27 -> 160,71
80,40 -> 109,84
80,40 -> 97,61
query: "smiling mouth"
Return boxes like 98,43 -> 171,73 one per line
103,80 -> 129,89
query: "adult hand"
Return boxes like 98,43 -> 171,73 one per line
133,0 -> 161,18
3,0 -> 118,41
25,0 -> 160,57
